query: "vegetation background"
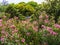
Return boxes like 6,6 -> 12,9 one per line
0,0 -> 60,45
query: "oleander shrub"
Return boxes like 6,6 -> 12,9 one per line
0,13 -> 60,45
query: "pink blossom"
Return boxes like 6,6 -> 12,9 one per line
32,26 -> 38,32
14,29 -> 18,32
21,38 -> 25,43
10,25 -> 16,29
5,32 -> 8,37
0,19 -> 2,22
39,15 -> 43,19
1,37 -> 4,42
0,23 -> 2,27
47,27 -> 53,31
49,31 -> 58,35
47,27 -> 58,35
1,30 -> 5,34
47,27 -> 53,33
1,30 -> 8,37
52,32 -> 58,35
41,25 -> 46,29
33,21 -> 38,24
12,29 -> 18,34
49,31 -> 53,34
54,24 -> 60,28
26,32 -> 30,36
45,15 -> 49,19
44,19 -> 49,23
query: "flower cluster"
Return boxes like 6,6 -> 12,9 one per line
0,14 -> 60,45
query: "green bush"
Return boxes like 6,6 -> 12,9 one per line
18,14 -> 26,20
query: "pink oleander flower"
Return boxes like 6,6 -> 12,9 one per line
39,15 -> 43,19
44,19 -> 49,23
47,27 -> 53,33
49,31 -> 58,35
21,38 -> 25,43
41,25 -> 46,29
1,30 -> 5,34
45,15 -> 49,19
0,23 -> 2,27
14,29 -> 18,32
5,32 -> 8,37
10,25 -> 16,29
1,30 -> 8,37
0,19 -> 2,22
47,27 -> 53,31
33,21 -> 38,24
32,26 -> 38,32
1,37 -> 4,42
52,31 -> 58,35
47,27 -> 58,35
54,24 -> 60,28
26,32 -> 30,36
12,29 -> 18,34
49,31 -> 53,34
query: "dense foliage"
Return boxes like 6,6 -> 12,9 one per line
0,13 -> 60,45
0,0 -> 60,45
0,0 -> 60,22
5,2 -> 35,17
